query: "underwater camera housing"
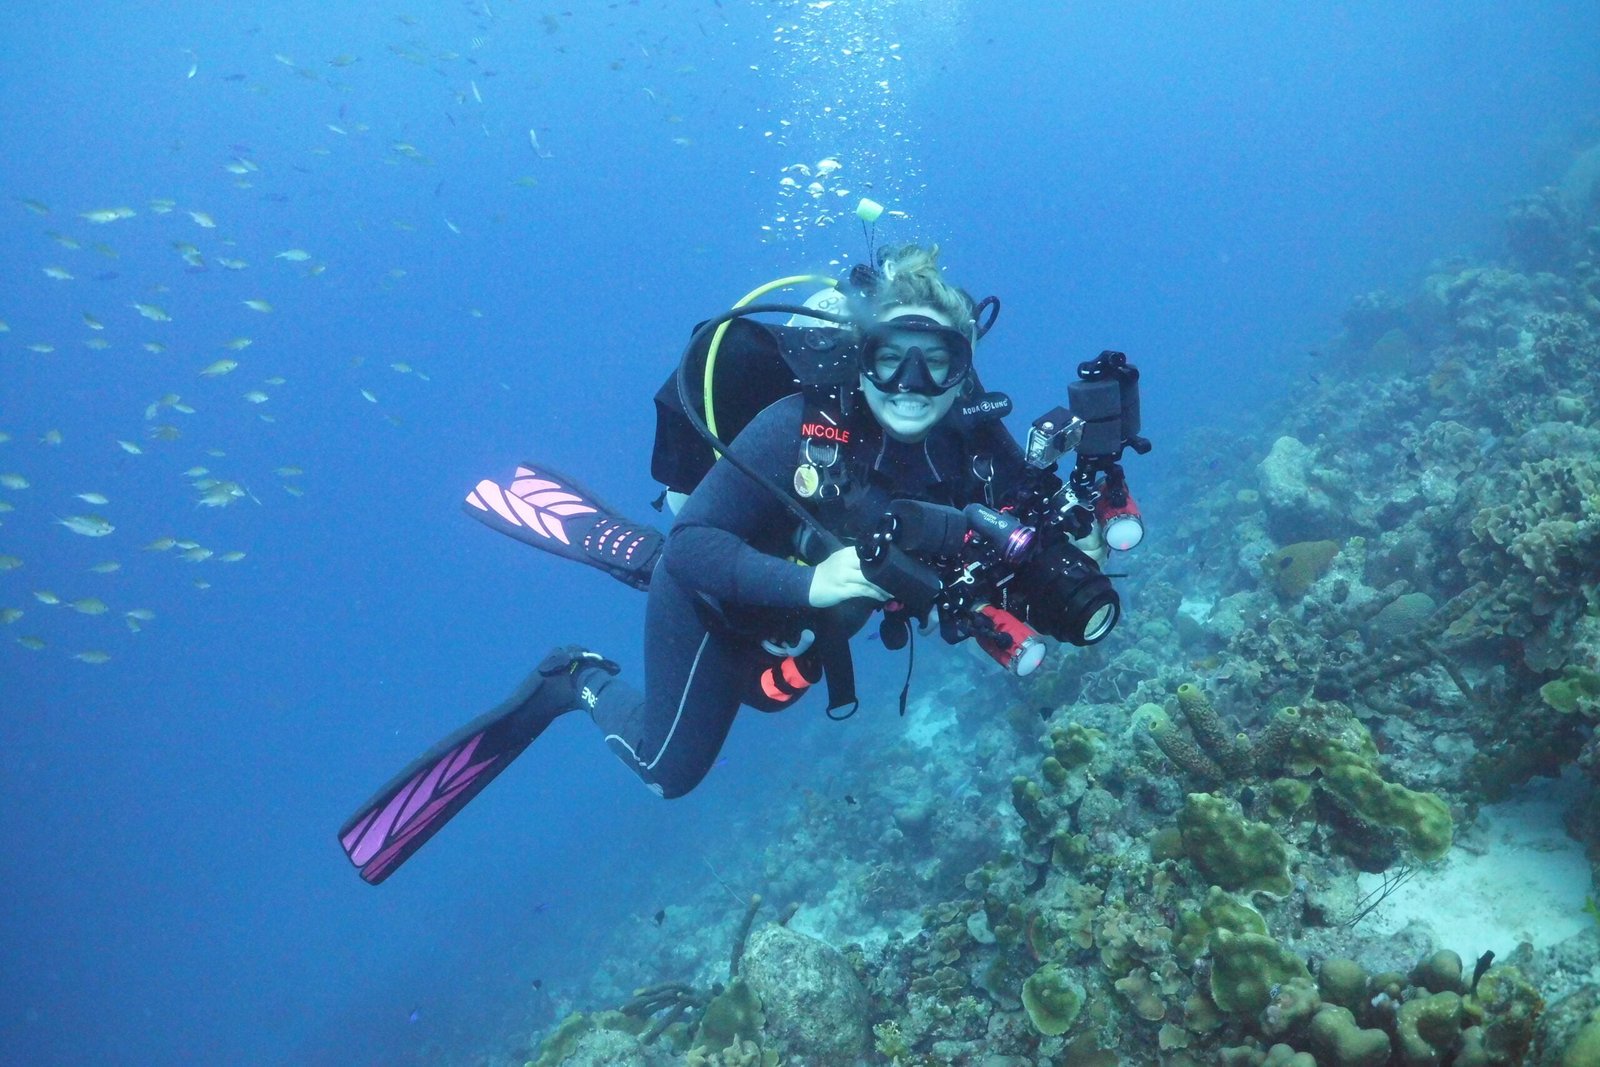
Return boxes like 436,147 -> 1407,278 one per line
859,349 -> 1152,669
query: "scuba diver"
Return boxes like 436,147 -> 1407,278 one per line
339,235 -> 1150,885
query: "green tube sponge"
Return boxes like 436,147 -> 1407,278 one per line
1021,964 -> 1085,1036
1394,990 -> 1462,1066
1178,793 -> 1295,896
1308,1005 -> 1392,1067
1323,764 -> 1453,861
1176,683 -> 1252,775
1208,929 -> 1310,1016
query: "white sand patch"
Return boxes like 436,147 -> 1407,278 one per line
903,690 -> 960,749
1355,771 -> 1594,957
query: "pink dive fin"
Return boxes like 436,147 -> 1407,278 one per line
463,462 -> 661,590
338,704 -> 543,885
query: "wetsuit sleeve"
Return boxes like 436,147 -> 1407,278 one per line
663,395 -> 815,610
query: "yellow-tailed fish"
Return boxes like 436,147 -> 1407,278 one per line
40,430 -> 63,446
73,650 -> 111,664
0,474 -> 29,490
275,249 -> 310,261
242,391 -> 269,404
89,561 -> 121,574
116,440 -> 143,455
69,598 -> 109,615
242,299 -> 272,313
0,608 -> 22,625
75,492 -> 109,505
0,555 -> 21,570
223,337 -> 252,351
43,267 -> 74,281
199,359 -> 238,377
125,609 -> 156,621
33,591 -> 60,605
219,551 -> 246,562
17,635 -> 46,650
188,210 -> 217,228
132,302 -> 172,322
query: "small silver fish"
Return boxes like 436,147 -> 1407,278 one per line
57,515 -> 115,537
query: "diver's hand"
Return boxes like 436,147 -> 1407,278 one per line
808,547 -> 891,608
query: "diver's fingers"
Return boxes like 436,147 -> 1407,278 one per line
854,579 -> 891,602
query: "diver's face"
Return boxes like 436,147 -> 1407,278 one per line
860,305 -> 963,443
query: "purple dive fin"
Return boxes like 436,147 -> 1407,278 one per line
464,462 -> 661,590
338,703 -> 541,885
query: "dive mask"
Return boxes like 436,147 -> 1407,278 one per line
858,315 -> 974,397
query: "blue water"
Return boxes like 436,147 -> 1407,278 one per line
0,3 -> 1594,1064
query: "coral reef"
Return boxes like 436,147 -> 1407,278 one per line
505,142 -> 1600,1067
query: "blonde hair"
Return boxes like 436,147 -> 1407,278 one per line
873,243 -> 976,328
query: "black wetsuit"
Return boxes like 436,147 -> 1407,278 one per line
580,393 -> 1023,797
